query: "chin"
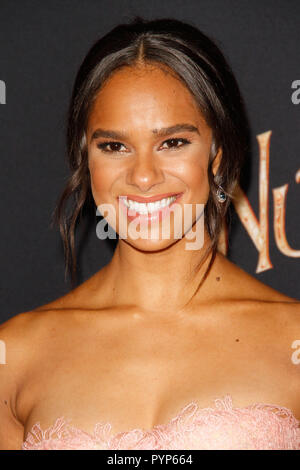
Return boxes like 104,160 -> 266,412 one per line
124,235 -> 179,252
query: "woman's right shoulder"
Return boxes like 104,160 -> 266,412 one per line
0,307 -> 76,407
0,303 -> 80,362
1,306 -> 64,334
0,309 -> 43,345
0,310 -> 54,365
0,310 -> 57,449
0,282 -> 104,353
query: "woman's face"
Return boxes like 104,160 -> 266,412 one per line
87,63 -> 221,250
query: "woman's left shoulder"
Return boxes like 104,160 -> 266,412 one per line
266,298 -> 300,336
217,252 -> 299,304
216,252 -> 300,328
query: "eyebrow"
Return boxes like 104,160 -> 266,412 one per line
152,123 -> 200,137
90,123 -> 200,142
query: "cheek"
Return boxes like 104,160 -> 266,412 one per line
190,164 -> 210,197
175,157 -> 210,201
88,160 -> 113,204
190,147 -> 211,198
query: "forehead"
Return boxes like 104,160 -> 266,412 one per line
87,64 -> 208,132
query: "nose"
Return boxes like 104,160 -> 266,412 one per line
126,150 -> 165,192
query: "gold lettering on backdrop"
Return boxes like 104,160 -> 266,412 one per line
273,184 -> 300,257
217,130 -> 299,271
0,340 -> 6,364
224,131 -> 273,272
217,219 -> 228,255
0,80 -> 6,105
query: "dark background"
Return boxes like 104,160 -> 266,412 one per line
0,0 -> 299,323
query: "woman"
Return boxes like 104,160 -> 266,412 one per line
0,17 -> 299,450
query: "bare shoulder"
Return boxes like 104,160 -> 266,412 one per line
0,311 -> 37,449
0,309 -> 66,392
261,297 -> 300,339
0,265 -> 111,358
32,267 -> 111,313
0,305 -> 83,449
0,305 -> 83,358
215,251 -> 299,303
214,252 -> 300,345
0,308 -> 60,342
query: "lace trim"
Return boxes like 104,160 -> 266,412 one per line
22,395 -> 300,450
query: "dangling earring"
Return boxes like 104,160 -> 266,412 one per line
216,185 -> 226,203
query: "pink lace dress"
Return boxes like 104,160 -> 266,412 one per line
21,395 -> 300,450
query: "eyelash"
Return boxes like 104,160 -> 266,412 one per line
96,138 -> 191,154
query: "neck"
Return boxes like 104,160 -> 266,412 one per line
102,227 -> 217,315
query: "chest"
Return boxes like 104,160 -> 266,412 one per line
19,326 -> 300,440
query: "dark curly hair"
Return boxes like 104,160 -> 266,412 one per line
51,17 -> 249,305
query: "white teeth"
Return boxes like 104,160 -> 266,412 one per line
121,195 -> 177,214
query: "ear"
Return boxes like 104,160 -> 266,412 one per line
211,147 -> 222,177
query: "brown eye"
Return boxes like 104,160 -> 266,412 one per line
160,138 -> 191,150
97,142 -> 126,153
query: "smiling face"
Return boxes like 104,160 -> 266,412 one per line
87,63 -> 221,250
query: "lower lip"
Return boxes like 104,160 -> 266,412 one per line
118,193 -> 184,223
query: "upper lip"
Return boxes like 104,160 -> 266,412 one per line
118,192 -> 183,203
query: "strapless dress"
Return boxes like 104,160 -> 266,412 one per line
21,395 -> 300,450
